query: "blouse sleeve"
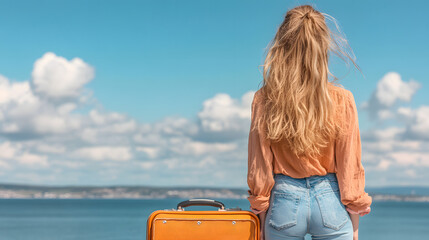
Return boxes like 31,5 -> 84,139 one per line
247,91 -> 275,214
335,90 -> 373,213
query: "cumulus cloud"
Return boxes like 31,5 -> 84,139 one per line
361,72 -> 420,120
0,141 -> 20,159
399,106 -> 429,140
31,52 -> 95,100
195,91 -> 253,142
389,151 -> 429,167
0,53 -> 95,140
36,143 -> 66,154
74,146 -> 132,161
361,104 -> 429,141
16,153 -> 49,167
361,127 -> 405,142
0,141 -> 49,168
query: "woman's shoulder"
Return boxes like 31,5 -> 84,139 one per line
254,87 -> 266,103
328,82 -> 353,100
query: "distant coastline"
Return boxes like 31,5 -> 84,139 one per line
1,183 -> 429,202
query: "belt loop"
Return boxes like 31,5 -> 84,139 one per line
306,178 -> 311,188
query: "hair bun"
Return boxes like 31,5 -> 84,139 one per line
303,12 -> 311,20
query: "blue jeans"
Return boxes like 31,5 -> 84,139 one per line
264,173 -> 353,240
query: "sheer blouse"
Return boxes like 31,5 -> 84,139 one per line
247,84 -> 372,214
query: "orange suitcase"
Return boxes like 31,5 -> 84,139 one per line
146,198 -> 260,240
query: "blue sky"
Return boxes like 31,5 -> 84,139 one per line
0,0 -> 428,187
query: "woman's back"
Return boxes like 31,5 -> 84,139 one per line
269,83 -> 356,177
248,82 -> 372,215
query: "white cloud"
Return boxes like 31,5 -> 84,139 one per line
195,91 -> 253,142
2,123 -> 20,133
361,72 -> 420,120
74,146 -> 132,161
16,153 -> 49,167
109,120 -> 137,133
0,75 -> 39,105
405,106 -> 429,139
361,127 -> 405,141
405,169 -> 417,178
136,147 -> 160,159
397,107 -> 414,120
33,114 -> 81,134
0,141 -> 49,168
375,72 -> 420,106
389,151 -> 429,167
57,103 -> 77,115
89,110 -> 127,125
0,160 -> 11,170
36,144 -> 66,154
169,140 -> 237,156
198,92 -> 252,132
31,52 -> 95,99
376,159 -> 392,170
139,161 -> 156,170
0,141 -> 20,159
377,109 -> 394,120
384,106 -> 429,140
80,128 -> 98,144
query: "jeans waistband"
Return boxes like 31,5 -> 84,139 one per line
274,173 -> 337,189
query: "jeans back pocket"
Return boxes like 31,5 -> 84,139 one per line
268,192 -> 301,231
315,190 -> 348,231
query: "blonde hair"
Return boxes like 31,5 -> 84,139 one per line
255,4 -> 361,159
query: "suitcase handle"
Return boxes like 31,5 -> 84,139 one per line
177,199 -> 225,210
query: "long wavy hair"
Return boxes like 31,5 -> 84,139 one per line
255,4 -> 361,159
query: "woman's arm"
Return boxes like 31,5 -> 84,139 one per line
258,211 -> 267,240
335,90 -> 373,214
247,90 -> 275,215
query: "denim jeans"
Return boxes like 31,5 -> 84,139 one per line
264,173 -> 353,240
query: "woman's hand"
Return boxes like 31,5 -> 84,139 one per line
346,206 -> 371,216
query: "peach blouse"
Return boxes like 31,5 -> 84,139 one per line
247,84 -> 372,214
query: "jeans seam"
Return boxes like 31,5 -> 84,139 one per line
307,189 -> 310,234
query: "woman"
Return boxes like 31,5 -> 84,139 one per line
247,4 -> 372,240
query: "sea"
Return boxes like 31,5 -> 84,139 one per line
0,198 -> 427,240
